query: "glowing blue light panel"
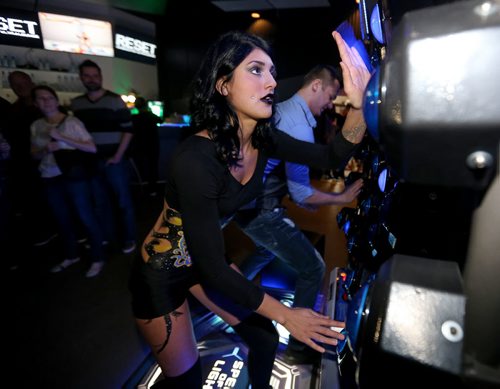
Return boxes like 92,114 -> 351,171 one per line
370,4 -> 385,44
363,66 -> 381,141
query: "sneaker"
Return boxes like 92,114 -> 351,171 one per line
50,257 -> 80,273
85,262 -> 104,278
122,241 -> 137,254
84,240 -> 109,250
34,233 -> 58,247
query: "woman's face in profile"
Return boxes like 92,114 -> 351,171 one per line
221,48 -> 277,127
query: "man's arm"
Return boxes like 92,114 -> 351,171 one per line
108,131 -> 133,164
297,178 -> 363,207
340,108 -> 365,144
284,123 -> 363,208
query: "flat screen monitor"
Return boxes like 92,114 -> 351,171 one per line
38,12 -> 114,57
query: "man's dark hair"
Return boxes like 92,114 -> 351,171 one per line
78,59 -> 101,74
8,70 -> 32,84
303,64 -> 342,89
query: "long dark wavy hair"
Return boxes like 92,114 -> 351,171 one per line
190,31 -> 276,167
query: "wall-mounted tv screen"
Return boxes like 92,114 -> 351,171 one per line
38,12 -> 114,57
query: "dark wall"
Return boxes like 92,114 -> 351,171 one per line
156,1 -> 356,114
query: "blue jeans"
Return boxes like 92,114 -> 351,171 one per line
91,159 -> 136,244
234,207 -> 326,352
233,207 -> 325,311
44,176 -> 104,262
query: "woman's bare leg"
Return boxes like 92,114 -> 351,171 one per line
135,299 -> 198,377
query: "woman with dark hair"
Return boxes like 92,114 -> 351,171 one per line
129,30 -> 370,388
30,85 -> 105,277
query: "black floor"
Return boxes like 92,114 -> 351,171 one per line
5,185 -> 162,389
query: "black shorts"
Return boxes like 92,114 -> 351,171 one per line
128,207 -> 199,319
129,257 -> 198,319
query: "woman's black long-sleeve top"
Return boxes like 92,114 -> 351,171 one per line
164,129 -> 356,311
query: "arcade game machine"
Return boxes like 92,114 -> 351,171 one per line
322,0 -> 500,388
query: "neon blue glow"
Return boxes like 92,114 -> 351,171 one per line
261,276 -> 290,290
361,198 -> 371,214
343,220 -> 351,234
222,347 -> 244,360
363,66 -> 381,141
371,154 -> 380,174
346,283 -> 370,353
347,236 -> 356,253
378,168 -> 387,192
336,328 -> 348,354
370,4 -> 385,44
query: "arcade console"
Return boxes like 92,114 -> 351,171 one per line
324,0 -> 500,387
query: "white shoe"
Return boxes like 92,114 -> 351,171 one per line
122,241 -> 137,254
34,233 -> 58,247
50,257 -> 80,273
86,262 -> 104,278
84,240 -> 109,250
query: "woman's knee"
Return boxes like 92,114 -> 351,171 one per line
135,304 -> 198,376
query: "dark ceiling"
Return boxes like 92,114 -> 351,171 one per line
150,0 -> 359,111
109,0 -> 336,16
97,0 -> 168,16
210,0 -> 331,12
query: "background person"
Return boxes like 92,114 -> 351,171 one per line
5,71 -> 58,248
0,99 -> 14,270
71,60 -> 137,254
30,85 -> 106,277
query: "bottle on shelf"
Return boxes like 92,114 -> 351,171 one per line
1,56 -> 10,68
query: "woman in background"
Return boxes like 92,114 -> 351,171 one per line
30,85 -> 105,278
